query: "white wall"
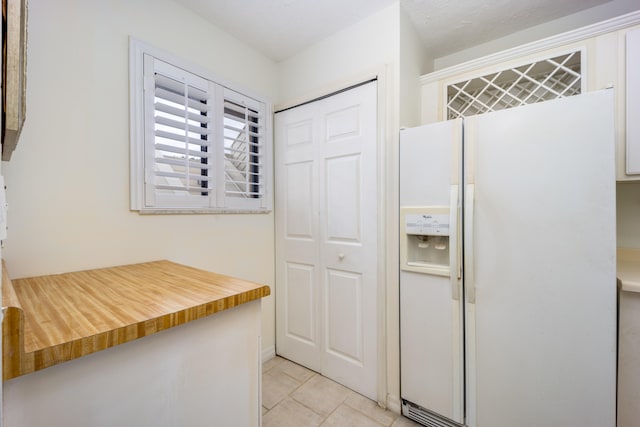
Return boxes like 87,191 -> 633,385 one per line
434,0 -> 640,70
0,0 -> 278,352
400,5 -> 432,128
277,3 -> 400,107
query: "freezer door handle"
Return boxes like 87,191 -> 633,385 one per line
450,185 -> 460,301
465,184 -> 476,304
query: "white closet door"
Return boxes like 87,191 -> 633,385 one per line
275,100 -> 322,371
275,82 -> 378,399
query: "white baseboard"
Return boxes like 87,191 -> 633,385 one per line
386,394 -> 402,414
261,345 -> 276,363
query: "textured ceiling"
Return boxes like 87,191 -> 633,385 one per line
402,0 -> 613,58
173,0 -> 613,62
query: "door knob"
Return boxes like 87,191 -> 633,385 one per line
338,253 -> 345,260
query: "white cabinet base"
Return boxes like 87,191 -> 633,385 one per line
3,301 -> 262,427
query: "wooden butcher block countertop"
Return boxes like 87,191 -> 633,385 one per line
1,260 -> 270,380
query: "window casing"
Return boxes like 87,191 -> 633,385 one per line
130,39 -> 272,213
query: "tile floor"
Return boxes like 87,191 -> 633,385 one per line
262,356 -> 422,427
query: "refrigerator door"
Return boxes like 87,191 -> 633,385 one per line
400,119 -> 464,424
464,90 -> 616,427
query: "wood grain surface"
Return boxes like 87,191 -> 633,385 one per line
2,260 -> 270,380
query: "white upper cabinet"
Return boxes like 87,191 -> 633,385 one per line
420,14 -> 640,181
626,28 -> 640,176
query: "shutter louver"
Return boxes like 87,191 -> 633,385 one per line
223,98 -> 264,202
147,61 -> 214,207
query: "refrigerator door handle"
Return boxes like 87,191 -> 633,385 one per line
450,184 -> 460,301
465,183 -> 476,304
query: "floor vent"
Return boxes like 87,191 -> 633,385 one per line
402,400 -> 462,427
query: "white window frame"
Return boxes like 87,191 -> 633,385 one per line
129,38 -> 273,214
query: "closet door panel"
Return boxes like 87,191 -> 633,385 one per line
275,82 -> 378,399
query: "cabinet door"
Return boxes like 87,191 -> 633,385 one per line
626,28 -> 640,174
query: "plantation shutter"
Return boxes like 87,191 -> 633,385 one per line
137,52 -> 269,212
143,55 -> 215,208
222,88 -> 266,209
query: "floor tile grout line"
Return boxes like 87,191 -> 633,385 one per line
262,356 -> 417,426
281,368 -> 318,387
287,374 -> 347,421
317,402 -> 387,427
264,358 -> 353,423
341,399 -> 395,427
262,366 -> 321,416
281,374 -> 387,425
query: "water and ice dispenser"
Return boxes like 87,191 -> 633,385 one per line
400,207 -> 451,276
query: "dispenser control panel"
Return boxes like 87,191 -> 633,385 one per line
400,207 -> 453,276
405,213 -> 450,236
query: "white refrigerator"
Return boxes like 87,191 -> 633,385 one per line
399,89 -> 617,427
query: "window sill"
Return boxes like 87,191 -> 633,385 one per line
134,207 -> 272,215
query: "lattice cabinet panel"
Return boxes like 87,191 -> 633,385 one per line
446,50 -> 583,119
